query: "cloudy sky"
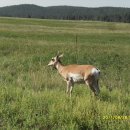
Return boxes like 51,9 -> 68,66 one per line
0,0 -> 130,8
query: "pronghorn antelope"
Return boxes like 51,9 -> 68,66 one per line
48,53 -> 100,97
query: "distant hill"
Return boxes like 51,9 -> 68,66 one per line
0,4 -> 130,22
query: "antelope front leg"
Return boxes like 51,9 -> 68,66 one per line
66,81 -> 70,94
66,78 -> 74,97
69,86 -> 73,97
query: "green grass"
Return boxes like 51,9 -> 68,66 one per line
0,17 -> 130,130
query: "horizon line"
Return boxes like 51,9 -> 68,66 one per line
0,4 -> 130,9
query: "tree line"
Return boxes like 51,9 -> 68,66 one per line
0,4 -> 130,23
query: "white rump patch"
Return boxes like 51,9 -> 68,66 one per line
91,68 -> 100,79
68,73 -> 84,82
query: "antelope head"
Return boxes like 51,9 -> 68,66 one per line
48,53 -> 64,69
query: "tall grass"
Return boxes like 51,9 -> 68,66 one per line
0,17 -> 130,129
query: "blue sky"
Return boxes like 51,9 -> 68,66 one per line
0,0 -> 130,8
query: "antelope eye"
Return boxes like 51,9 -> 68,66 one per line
52,58 -> 55,61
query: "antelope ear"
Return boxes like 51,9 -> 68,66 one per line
59,54 -> 64,58
56,51 -> 60,58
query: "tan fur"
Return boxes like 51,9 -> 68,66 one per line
58,64 -> 94,80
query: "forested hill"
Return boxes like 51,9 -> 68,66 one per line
0,4 -> 130,22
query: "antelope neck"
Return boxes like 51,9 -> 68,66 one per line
55,62 -> 64,73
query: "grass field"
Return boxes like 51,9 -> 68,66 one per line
0,17 -> 130,130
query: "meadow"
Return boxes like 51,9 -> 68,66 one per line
0,17 -> 130,130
